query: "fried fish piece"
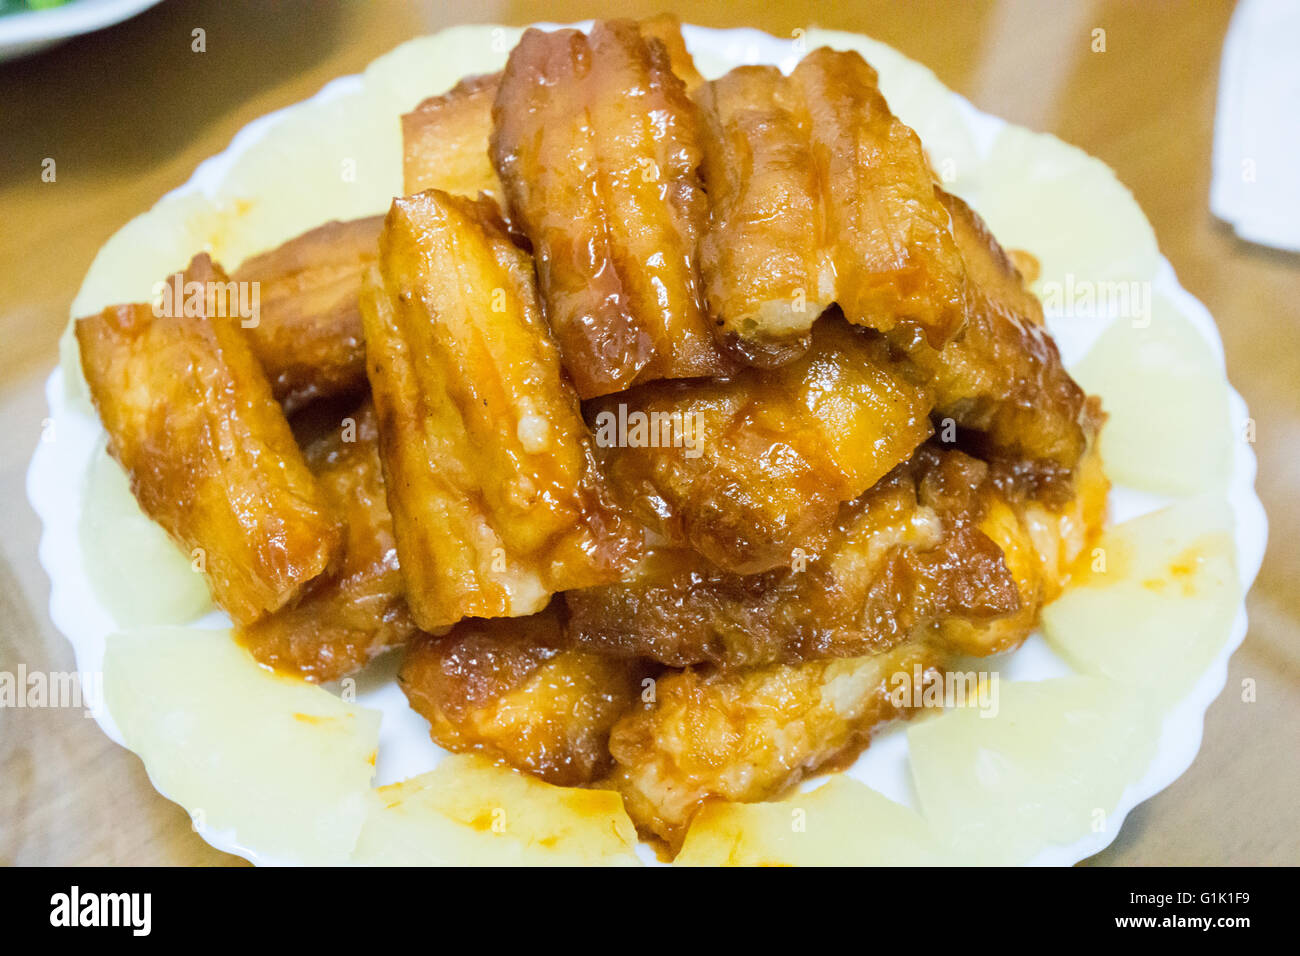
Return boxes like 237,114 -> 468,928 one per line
361,189 -> 641,631
399,604 -> 647,786
76,254 -> 341,625
587,316 -> 934,574
402,72 -> 504,200
567,446 -> 1023,668
237,397 -> 417,681
491,20 -> 731,398
696,66 -> 833,367
693,49 -> 965,364
913,189 -> 1093,472
232,216 -> 381,412
791,47 -> 968,350
605,640 -> 948,847
402,14 -> 697,203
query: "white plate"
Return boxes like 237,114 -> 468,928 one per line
27,23 -> 1268,866
0,0 -> 162,62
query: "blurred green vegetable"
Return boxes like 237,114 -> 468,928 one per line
2,0 -> 75,16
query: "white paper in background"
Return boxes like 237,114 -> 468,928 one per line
1210,0 -> 1300,253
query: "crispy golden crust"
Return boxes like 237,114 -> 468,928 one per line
402,14 -> 698,202
696,66 -> 832,367
400,18 -> 702,209
399,604 -> 647,786
587,316 -> 934,574
605,640 -> 948,846
693,48 -> 967,364
792,47 -> 968,350
491,21 -> 732,398
237,398 -> 417,681
638,13 -> 705,92
76,254 -> 341,625
914,189 -> 1093,472
233,216 -> 381,412
691,51 -> 1093,476
567,447 -> 1023,668
402,73 -> 504,200
361,189 -> 642,631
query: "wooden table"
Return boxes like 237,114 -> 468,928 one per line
1,0 -> 1295,866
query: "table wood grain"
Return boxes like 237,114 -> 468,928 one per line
1,0 -> 1295,866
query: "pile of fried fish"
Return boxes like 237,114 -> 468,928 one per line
77,16 -> 1107,849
